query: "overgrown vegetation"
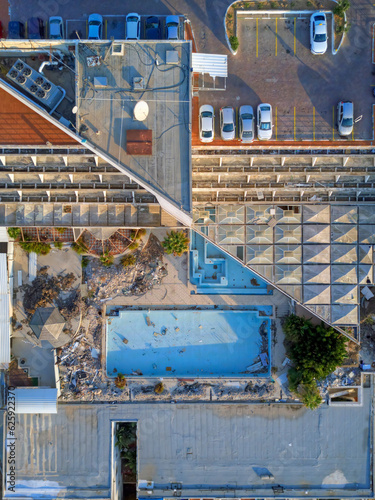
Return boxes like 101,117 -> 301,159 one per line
229,35 -> 239,51
283,315 -> 347,409
131,228 -> 146,241
128,241 -> 139,251
54,241 -> 63,249
7,227 -> 21,239
81,256 -> 90,269
116,423 -> 137,476
71,238 -> 88,255
333,0 -> 350,16
114,373 -> 127,389
19,241 -> 51,255
162,230 -> 189,256
154,382 -> 165,394
100,251 -> 114,267
121,254 -> 136,267
55,227 -> 67,234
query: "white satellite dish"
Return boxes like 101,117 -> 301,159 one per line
133,100 -> 149,121
72,105 -> 78,114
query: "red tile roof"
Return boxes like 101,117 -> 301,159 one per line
0,88 -> 79,146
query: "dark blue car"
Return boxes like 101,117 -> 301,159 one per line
8,21 -> 25,39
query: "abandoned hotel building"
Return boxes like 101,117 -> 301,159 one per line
0,13 -> 373,500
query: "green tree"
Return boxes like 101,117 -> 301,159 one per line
299,383 -> 323,410
19,241 -> 51,255
121,254 -> 136,267
100,251 -> 114,267
333,0 -> 350,17
229,35 -> 239,51
7,227 -> 21,239
283,315 -> 347,409
162,230 -> 189,256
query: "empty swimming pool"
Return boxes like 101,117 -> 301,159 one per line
106,308 -> 271,378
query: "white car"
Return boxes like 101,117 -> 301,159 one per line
337,101 -> 354,136
220,106 -> 236,141
166,15 -> 179,40
49,16 -> 64,39
88,13 -> 103,40
310,12 -> 327,54
239,105 -> 255,143
257,103 -> 273,141
126,13 -> 141,40
199,105 -> 214,143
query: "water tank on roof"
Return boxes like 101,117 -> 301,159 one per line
133,100 -> 149,121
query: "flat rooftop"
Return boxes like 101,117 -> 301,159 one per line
5,392 -> 372,499
76,41 -> 191,214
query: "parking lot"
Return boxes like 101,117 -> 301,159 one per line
196,11 -> 374,144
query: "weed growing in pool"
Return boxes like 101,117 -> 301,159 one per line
100,251 -> 114,267
121,254 -> 136,267
162,230 -> 189,256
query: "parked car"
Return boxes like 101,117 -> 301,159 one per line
239,105 -> 255,143
88,13 -> 103,40
310,12 -> 327,54
28,17 -> 44,39
145,16 -> 161,40
126,13 -> 141,40
8,21 -> 25,39
166,15 -> 179,40
220,106 -> 236,141
337,101 -> 354,136
257,103 -> 273,141
199,105 -> 215,143
49,16 -> 64,39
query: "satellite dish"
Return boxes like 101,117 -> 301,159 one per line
72,105 -> 78,114
134,100 -> 149,121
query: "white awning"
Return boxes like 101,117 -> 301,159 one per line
14,388 -> 58,414
192,53 -> 228,79
0,253 -> 10,366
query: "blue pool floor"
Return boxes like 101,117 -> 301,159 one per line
107,309 -> 271,378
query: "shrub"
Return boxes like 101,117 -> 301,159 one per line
7,227 -> 21,239
154,382 -> 165,394
54,241 -> 63,249
333,0 -> 350,16
121,254 -> 136,267
71,238 -> 88,255
19,241 -> 51,255
128,242 -> 139,251
299,383 -> 323,410
135,228 -> 146,240
162,230 -> 189,256
55,227 -> 67,234
81,256 -> 89,269
100,251 -> 114,267
130,230 -> 137,240
114,373 -> 127,390
229,35 -> 239,51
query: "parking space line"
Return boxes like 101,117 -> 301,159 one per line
313,107 -> 315,141
105,19 -> 107,39
256,18 -> 259,57
275,18 -> 278,56
294,107 -> 296,140
332,106 -> 335,140
275,107 -> 277,140
294,17 -> 296,56
86,20 -> 88,38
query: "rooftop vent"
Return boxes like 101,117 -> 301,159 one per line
15,61 -> 24,71
16,75 -> 26,85
112,43 -> 124,56
133,77 -> 145,90
22,67 -> 32,77
166,50 -> 179,64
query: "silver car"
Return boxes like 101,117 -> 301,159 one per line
310,12 -> 327,55
337,101 -> 353,136
220,106 -> 236,141
257,103 -> 273,141
239,105 -> 255,143
199,105 -> 214,143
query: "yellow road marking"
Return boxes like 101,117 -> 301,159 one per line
332,106 -> 335,140
256,18 -> 259,57
275,18 -> 278,56
275,107 -> 277,140
313,107 -> 315,141
294,107 -> 296,141
294,17 -> 296,56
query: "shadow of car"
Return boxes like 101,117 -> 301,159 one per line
8,21 -> 25,39
28,17 -> 45,39
145,16 -> 160,40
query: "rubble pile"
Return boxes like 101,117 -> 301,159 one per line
22,266 -> 78,318
318,367 -> 361,394
212,381 -> 276,401
85,234 -> 167,300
